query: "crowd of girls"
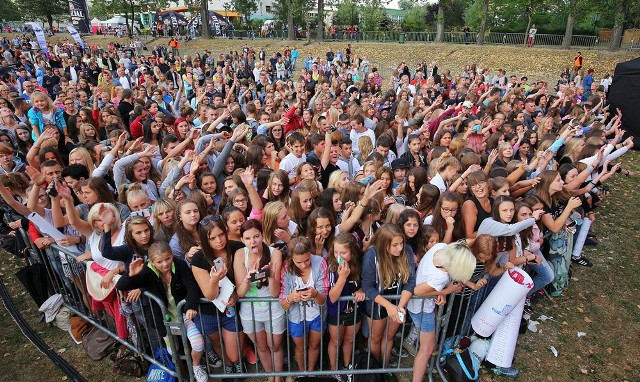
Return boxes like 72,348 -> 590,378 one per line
0,40 -> 632,381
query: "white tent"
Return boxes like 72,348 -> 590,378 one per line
101,16 -> 127,26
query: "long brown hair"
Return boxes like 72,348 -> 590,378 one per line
469,234 -> 500,276
124,216 -> 154,257
534,170 -> 570,208
306,207 -> 336,255
431,192 -> 465,242
285,236 -> 313,277
372,224 -> 410,289
327,232 -> 361,281
198,218 -> 235,281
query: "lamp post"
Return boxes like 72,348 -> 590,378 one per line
592,13 -> 600,35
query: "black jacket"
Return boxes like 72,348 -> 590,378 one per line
116,258 -> 200,313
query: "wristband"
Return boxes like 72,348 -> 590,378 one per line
285,295 -> 291,304
587,167 -> 594,174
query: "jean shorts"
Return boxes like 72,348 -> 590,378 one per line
409,311 -> 436,333
241,314 -> 286,335
288,315 -> 326,338
195,312 -> 238,336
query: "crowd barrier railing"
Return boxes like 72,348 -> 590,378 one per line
185,29 -> 632,50
37,242 -> 185,381
22,236 -> 495,382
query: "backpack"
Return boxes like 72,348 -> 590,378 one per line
352,352 -> 385,382
82,327 -> 117,361
443,349 -> 479,382
543,230 -> 573,297
113,348 -> 146,378
147,348 -> 176,382
439,336 -> 467,367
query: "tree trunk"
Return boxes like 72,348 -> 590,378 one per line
561,1 -> 575,49
129,1 -> 135,38
477,0 -> 488,44
524,14 -> 531,45
46,14 -> 54,31
287,1 -> 294,40
435,2 -> 444,43
317,0 -> 324,42
609,0 -> 625,50
201,0 -> 210,38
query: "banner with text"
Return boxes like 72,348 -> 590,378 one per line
69,0 -> 91,34
27,22 -> 49,56
66,25 -> 86,48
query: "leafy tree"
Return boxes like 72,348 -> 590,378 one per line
17,0 -> 68,31
335,0 -> 360,25
401,6 -> 427,31
398,0 -> 414,11
230,0 -> 258,23
361,0 -> 386,31
0,0 -> 21,22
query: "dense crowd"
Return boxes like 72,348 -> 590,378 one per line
0,33 -> 633,382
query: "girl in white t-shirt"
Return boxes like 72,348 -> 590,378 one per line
409,242 -> 476,382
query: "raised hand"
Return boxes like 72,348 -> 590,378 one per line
25,166 -> 45,186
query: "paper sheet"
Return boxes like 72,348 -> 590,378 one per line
28,212 -> 82,256
471,268 -> 532,337
28,212 -> 66,240
212,276 -> 235,313
486,297 -> 525,368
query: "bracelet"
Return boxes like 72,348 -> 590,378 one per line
589,181 -> 596,188
587,167 -> 594,174
285,295 -> 291,304
358,201 -> 366,208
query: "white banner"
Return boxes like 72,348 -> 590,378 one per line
27,22 -> 49,56
66,25 -> 85,48
486,297 -> 525,368
471,268 -> 533,337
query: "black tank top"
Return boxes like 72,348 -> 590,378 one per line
471,195 -> 493,232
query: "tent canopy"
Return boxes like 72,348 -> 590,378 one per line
158,10 -> 189,26
609,57 -> 640,150
187,11 -> 230,36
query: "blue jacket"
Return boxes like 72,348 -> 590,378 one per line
27,106 -> 66,140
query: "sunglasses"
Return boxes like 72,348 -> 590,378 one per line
199,215 -> 221,226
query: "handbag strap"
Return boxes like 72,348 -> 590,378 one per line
456,352 -> 479,380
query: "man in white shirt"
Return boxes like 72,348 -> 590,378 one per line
349,114 -> 376,160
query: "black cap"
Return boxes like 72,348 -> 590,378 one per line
391,158 -> 411,170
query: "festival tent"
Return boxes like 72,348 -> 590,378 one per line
158,10 -> 189,27
187,11 -> 231,36
608,57 -> 640,149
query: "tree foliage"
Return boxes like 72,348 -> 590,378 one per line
335,0 -> 361,25
0,0 -> 21,22
230,0 -> 258,22
271,0 -> 312,27
401,6 -> 428,31
18,0 -> 68,30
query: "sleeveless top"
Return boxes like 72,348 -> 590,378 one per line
239,246 -> 285,321
470,195 -> 493,233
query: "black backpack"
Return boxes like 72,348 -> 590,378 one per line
352,353 -> 385,382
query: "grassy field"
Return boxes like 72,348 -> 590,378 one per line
0,38 -> 639,381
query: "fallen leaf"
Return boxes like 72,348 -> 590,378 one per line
584,317 -> 592,323
580,369 -> 588,375
3,353 -> 9,357
577,307 -> 584,313
550,346 -> 558,357
57,348 -> 66,353
607,347 -> 613,354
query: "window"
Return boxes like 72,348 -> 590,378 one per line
265,5 -> 271,12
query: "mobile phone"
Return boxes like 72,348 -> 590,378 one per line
213,257 -> 224,271
337,256 -> 343,266
397,311 -> 405,323
296,287 -> 309,292
250,269 -> 269,282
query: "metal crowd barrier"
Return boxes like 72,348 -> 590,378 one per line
22,237 -> 497,382
37,242 -> 185,381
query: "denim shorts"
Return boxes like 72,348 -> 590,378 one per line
195,312 -> 238,336
288,315 -> 326,338
409,311 -> 435,333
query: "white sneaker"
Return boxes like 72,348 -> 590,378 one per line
194,365 -> 209,382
